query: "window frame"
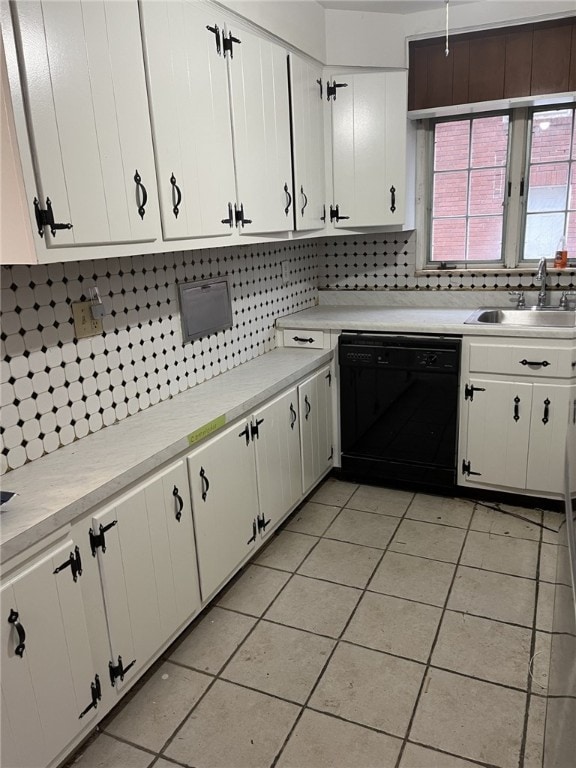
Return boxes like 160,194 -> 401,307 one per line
416,103 -> 575,273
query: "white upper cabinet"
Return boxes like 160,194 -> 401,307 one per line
227,24 -> 293,234
289,54 -> 326,231
330,71 -> 408,228
7,0 -> 160,248
140,0 -> 236,240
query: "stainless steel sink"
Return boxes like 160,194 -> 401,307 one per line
465,308 -> 576,327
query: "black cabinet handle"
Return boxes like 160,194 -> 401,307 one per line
8,609 -> 26,658
305,395 -> 311,420
200,467 -> 210,501
542,398 -> 550,425
221,202 -> 234,227
316,78 -> 323,99
519,359 -> 550,368
390,185 -> 396,213
170,174 -> 182,219
300,186 -> 308,217
292,336 -> 314,344
284,183 -> 292,216
134,171 -> 148,220
173,485 -> 184,521
206,24 -> 221,55
247,519 -> 257,545
289,403 -> 297,430
513,395 -> 520,422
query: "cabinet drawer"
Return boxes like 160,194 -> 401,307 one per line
283,329 -> 327,349
469,342 -> 574,378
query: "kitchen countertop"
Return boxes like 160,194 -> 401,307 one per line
0,347 -> 332,566
276,305 -> 576,339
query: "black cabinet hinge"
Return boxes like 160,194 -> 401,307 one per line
206,24 -> 221,55
247,518 -> 257,545
330,204 -> 349,223
79,674 -> 101,719
53,545 -> 83,582
326,80 -> 348,101
109,655 -> 136,687
257,512 -> 271,533
251,418 -> 264,440
33,197 -> 72,238
235,203 -> 252,228
89,520 -> 118,556
223,31 -> 241,58
464,384 -> 486,401
462,460 -> 481,477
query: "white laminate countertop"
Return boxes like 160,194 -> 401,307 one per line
0,347 -> 332,565
276,305 -> 576,340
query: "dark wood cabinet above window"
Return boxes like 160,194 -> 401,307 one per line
408,16 -> 576,111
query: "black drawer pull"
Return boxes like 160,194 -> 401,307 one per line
519,359 -> 550,367
8,609 -> 26,657
390,185 -> 396,213
170,174 -> 182,218
289,403 -> 297,430
284,183 -> 292,216
134,170 -> 148,219
200,467 -> 210,501
293,336 -> 314,344
542,398 -> 550,425
513,395 -> 520,422
173,485 -> 184,521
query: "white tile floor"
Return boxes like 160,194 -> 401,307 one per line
68,478 -> 565,768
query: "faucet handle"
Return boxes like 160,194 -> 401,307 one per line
559,290 -> 576,309
508,291 -> 526,308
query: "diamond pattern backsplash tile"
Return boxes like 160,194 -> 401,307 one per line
317,232 -> 576,291
0,241 -> 319,473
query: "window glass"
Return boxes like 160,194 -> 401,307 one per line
430,115 -> 509,263
523,108 -> 575,260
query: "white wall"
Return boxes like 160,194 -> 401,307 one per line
325,1 -> 576,67
220,0 -> 327,60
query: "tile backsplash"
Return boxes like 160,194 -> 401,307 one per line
317,232 -> 576,291
2,229 -> 575,474
0,241 -> 318,473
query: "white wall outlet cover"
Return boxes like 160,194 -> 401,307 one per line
72,302 -> 103,339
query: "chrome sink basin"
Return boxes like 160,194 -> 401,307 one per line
465,308 -> 576,328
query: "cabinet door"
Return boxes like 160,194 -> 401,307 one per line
188,421 -> 259,601
253,388 -> 302,536
526,384 -> 573,494
332,71 -> 407,227
289,55 -> 326,231
227,25 -> 292,234
12,0 -> 160,247
140,0 -> 236,240
299,366 -> 334,494
1,539 -> 96,768
91,461 -> 199,691
462,378 -> 532,489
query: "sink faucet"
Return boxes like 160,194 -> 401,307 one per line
536,257 -> 548,307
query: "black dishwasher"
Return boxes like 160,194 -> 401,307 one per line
339,333 -> 461,490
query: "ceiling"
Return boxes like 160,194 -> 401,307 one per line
317,0 -> 474,14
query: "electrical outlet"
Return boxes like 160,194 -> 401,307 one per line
72,302 -> 102,338
281,260 -> 290,284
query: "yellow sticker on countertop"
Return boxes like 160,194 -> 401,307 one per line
187,415 -> 226,445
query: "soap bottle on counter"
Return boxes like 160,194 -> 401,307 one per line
554,235 -> 568,268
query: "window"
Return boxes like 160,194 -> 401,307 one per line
424,105 -> 576,269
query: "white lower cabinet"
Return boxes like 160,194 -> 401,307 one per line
1,539 -> 96,768
87,460 -> 200,692
460,338 -> 576,496
187,420 -> 259,602
252,387 -> 303,537
299,365 -> 334,494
